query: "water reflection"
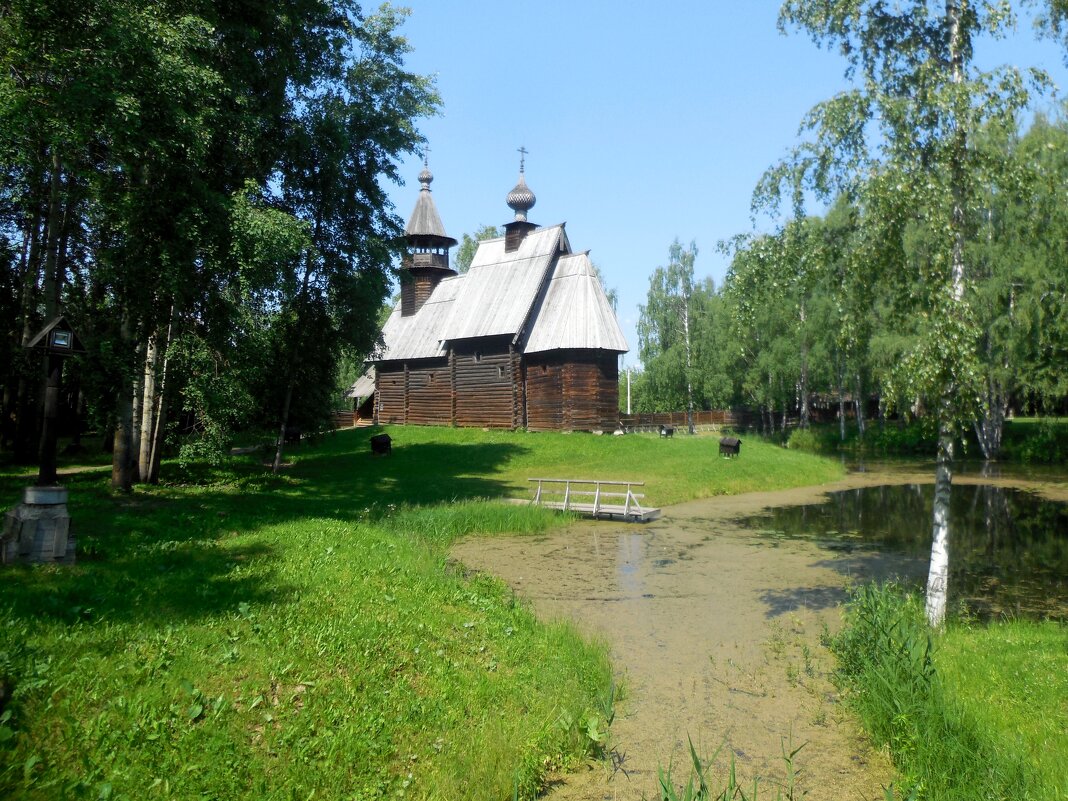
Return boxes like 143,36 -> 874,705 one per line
735,484 -> 1068,621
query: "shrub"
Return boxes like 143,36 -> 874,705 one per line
1002,418 -> 1068,463
863,421 -> 938,456
785,427 -> 821,452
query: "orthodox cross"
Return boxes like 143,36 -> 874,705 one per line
423,145 -> 431,167
517,145 -> 528,172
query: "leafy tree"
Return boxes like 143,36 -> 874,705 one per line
689,283 -> 736,410
266,4 -> 437,471
723,218 -> 830,430
637,239 -> 699,432
454,225 -> 500,273
761,0 -> 1049,626
722,234 -> 799,433
0,1 -> 437,488
813,198 -> 875,439
967,111 -> 1068,449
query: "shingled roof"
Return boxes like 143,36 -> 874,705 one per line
523,252 -> 628,354
404,163 -> 457,249
375,223 -> 626,361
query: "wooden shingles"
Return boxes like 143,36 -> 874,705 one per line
373,205 -> 627,431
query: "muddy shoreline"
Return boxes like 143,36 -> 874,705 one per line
450,468 -> 1067,800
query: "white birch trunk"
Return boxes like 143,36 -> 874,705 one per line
138,334 -> 158,481
925,416 -> 954,628
683,299 -> 694,435
925,0 -> 967,629
130,364 -> 143,484
837,354 -> 846,442
799,300 -> 810,428
854,372 -> 866,437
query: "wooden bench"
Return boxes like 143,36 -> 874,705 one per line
523,478 -> 660,522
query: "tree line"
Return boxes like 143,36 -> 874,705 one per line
638,0 -> 1068,627
1,1 -> 436,488
637,88 -> 1068,462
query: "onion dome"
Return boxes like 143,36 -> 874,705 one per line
506,174 -> 536,221
506,147 -> 536,222
418,164 -> 433,187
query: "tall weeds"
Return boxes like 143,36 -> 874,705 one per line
650,736 -> 805,801
828,585 -> 1033,800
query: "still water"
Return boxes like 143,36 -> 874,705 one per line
735,483 -> 1068,621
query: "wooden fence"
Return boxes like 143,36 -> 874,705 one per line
333,406 -> 799,433
618,410 -> 777,431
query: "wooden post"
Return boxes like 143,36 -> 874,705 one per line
36,354 -> 62,487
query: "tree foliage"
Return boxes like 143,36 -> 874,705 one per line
636,110 -> 1068,449
453,225 -> 500,273
0,1 -> 437,484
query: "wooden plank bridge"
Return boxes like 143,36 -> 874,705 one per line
521,478 -> 660,523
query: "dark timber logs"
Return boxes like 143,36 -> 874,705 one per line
374,347 -> 619,432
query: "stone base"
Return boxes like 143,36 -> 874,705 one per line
2,486 -> 75,565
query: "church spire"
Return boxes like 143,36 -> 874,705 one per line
405,150 -> 457,249
402,151 -> 456,317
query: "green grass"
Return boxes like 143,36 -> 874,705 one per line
279,425 -> 844,510
0,426 -> 842,800
829,585 -> 1067,801
937,621 -> 1068,800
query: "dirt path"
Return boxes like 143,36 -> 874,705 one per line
452,468 -> 1068,801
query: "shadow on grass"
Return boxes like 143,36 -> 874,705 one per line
0,428 -> 529,627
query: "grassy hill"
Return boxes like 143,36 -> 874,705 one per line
0,426 -> 843,800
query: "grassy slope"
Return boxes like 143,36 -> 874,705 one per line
281,425 -> 846,510
0,426 -> 841,800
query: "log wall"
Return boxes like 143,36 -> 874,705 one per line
524,358 -> 563,431
376,346 -> 620,432
375,365 -> 407,424
404,360 -> 452,425
525,351 -> 619,432
452,338 -> 515,428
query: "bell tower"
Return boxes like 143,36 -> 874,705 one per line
402,153 -> 457,316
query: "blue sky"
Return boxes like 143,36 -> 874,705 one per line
384,2 -> 1068,367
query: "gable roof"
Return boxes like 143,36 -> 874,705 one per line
523,252 -> 628,354
374,223 -> 627,363
344,368 -> 377,399
442,225 -> 565,341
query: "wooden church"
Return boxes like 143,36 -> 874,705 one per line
363,156 -> 627,431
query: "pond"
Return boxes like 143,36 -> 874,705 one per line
734,482 -> 1068,621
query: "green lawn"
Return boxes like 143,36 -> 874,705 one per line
0,426 -> 842,800
937,621 -> 1068,800
830,586 -> 1068,801
279,424 -> 845,510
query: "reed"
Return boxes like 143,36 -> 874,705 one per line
828,585 -> 1036,800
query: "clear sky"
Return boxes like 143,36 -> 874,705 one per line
383,2 -> 1068,367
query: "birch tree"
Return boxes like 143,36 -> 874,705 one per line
637,239 -> 698,432
758,0 -> 1048,626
